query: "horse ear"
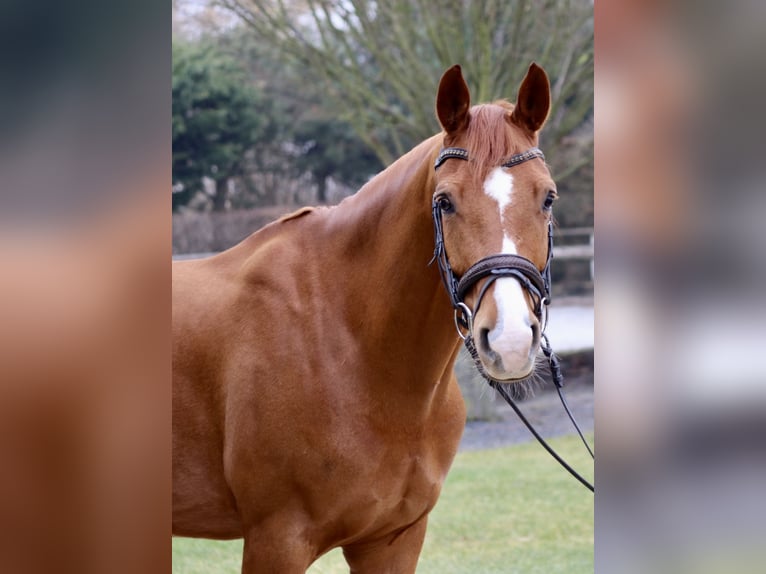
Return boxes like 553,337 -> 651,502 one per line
511,62 -> 551,133
436,65 -> 471,134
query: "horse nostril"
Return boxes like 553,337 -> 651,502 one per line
478,327 -> 490,352
478,328 -> 500,362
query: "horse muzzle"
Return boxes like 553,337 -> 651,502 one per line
472,277 -> 542,380
450,255 -> 549,383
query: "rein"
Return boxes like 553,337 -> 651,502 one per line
432,146 -> 594,493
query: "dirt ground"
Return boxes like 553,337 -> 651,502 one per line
459,369 -> 594,451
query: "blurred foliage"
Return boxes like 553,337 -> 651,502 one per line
172,39 -> 267,211
291,113 -> 382,203
172,27 -> 383,211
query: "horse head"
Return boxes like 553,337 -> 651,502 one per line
433,63 -> 557,382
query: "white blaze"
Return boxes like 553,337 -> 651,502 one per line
482,168 -> 533,366
483,167 -> 517,253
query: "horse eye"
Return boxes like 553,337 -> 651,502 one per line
437,195 -> 454,214
543,191 -> 556,211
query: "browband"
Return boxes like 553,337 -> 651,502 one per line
434,146 -> 545,170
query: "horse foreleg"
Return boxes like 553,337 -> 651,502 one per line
241,523 -> 314,574
342,516 -> 428,574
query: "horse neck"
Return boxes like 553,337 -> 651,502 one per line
328,135 -> 461,387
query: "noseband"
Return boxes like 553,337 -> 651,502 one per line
432,145 -> 594,492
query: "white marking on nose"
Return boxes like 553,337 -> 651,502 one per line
482,168 -> 534,371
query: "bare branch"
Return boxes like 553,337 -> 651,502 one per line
215,0 -> 592,186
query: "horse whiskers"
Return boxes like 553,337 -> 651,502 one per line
511,376 -> 537,401
478,379 -> 493,401
527,355 -> 551,391
467,354 -> 548,402
465,344 -> 558,404
470,367 -> 533,401
534,353 -> 549,377
505,356 -> 552,400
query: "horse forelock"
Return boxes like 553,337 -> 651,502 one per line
462,101 -> 534,187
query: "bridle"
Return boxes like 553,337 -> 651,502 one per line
432,146 -> 552,344
432,145 -> 595,492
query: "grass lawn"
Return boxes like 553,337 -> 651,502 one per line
172,433 -> 593,573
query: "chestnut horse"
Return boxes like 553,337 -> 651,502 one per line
173,63 -> 557,572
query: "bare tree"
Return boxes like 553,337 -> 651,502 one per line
217,0 -> 592,183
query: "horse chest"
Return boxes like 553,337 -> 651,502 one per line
306,413 -> 457,533
299,375 -> 464,534
319,445 -> 445,542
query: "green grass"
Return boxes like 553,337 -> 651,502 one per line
173,434 -> 593,573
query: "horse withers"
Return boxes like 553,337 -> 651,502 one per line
172,63 -> 557,572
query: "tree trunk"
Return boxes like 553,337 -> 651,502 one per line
212,178 -> 228,212
316,176 -> 327,204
